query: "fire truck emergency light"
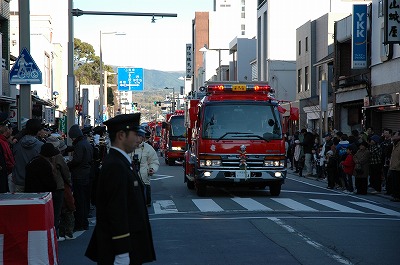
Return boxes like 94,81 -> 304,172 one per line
207,84 -> 273,93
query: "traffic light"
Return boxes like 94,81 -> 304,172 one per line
154,101 -> 161,106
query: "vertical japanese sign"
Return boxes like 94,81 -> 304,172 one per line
352,4 -> 367,69
385,0 -> 400,44
186,44 -> 193,79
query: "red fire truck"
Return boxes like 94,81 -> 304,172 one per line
148,121 -> 162,151
161,110 -> 186,166
183,82 -> 287,196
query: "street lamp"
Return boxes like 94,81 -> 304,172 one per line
99,31 -> 126,123
164,87 -> 175,112
199,45 -> 230,81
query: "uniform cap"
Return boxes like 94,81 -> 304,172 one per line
103,113 -> 141,133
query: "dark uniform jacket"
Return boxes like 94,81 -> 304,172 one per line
85,148 -> 156,265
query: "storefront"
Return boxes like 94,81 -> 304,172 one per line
364,93 -> 400,133
335,87 -> 367,134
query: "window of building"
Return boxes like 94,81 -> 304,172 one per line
298,40 -> 301,55
242,6 -> 245,11
241,12 -> 245,18
305,66 -> 309,90
305,37 -> 308,52
44,53 -> 50,88
241,24 -> 245,30
297,69 -> 302,92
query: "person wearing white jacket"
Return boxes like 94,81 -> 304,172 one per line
131,130 -> 160,207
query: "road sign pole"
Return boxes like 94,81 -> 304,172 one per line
18,0 -> 32,129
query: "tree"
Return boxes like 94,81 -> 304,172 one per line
73,38 -> 116,86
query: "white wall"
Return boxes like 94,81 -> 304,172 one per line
266,0 -> 364,61
370,0 -> 400,88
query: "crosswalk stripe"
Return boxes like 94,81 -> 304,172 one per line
350,202 -> 400,216
153,200 -> 178,214
192,199 -> 224,212
271,198 -> 318,211
310,199 -> 363,213
231,198 -> 273,211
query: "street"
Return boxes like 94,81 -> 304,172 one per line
58,156 -> 400,265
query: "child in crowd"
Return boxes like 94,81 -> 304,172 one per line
340,146 -> 356,192
293,140 -> 303,175
315,145 -> 324,179
325,150 -> 338,189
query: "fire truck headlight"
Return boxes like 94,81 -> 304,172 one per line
171,146 -> 183,151
264,161 -> 274,167
200,160 -> 221,167
211,160 -> 221,166
264,160 -> 285,167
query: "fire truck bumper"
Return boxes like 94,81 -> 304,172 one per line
195,169 -> 286,184
166,151 -> 185,160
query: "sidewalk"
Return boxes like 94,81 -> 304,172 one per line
286,168 -> 394,201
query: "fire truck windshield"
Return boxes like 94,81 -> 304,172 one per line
170,116 -> 185,137
202,103 -> 283,140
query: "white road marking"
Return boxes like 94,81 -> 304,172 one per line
310,199 -> 363,213
350,202 -> 400,216
152,175 -> 175,180
231,198 -> 273,211
271,198 -> 318,211
153,200 -> 179,214
192,199 -> 224,212
268,217 -> 354,265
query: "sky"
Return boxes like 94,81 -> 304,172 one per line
72,0 -> 213,72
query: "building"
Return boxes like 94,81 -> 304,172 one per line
0,0 -> 15,113
9,0 -> 67,125
369,0 -> 400,132
193,0 -> 257,87
297,13 -> 350,133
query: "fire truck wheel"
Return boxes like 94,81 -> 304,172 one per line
186,179 -> 195,190
168,158 -> 175,166
195,182 -> 207,197
269,183 -> 281,196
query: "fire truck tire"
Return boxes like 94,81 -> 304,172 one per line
269,183 -> 281,196
186,179 -> 195,190
196,182 -> 207,196
168,158 -> 175,166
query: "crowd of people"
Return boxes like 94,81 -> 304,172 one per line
286,127 -> 400,202
0,111 -> 159,248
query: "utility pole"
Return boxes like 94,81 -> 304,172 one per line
18,0 -> 32,129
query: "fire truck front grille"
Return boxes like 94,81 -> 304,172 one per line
220,156 -> 265,169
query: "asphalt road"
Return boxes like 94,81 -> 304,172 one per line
58,157 -> 400,265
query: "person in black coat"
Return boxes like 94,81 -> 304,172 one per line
85,113 -> 156,265
25,143 -> 58,193
67,124 -> 94,231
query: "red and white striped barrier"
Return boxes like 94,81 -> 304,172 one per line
0,192 -> 58,265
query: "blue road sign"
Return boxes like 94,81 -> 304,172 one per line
118,67 -> 144,91
9,48 -> 42,84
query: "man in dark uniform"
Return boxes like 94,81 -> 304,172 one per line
85,113 -> 156,265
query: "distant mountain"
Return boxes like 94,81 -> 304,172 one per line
111,66 -> 185,91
